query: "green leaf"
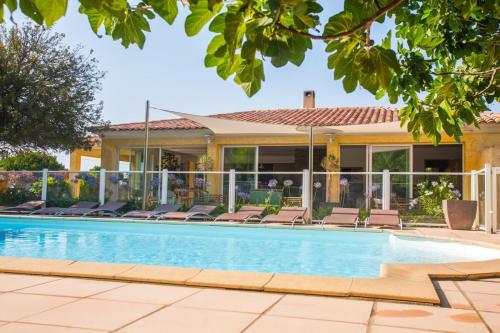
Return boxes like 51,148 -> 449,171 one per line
19,0 -> 43,24
323,12 -> 352,36
33,0 -> 67,26
224,11 -> 244,58
146,0 -> 177,25
79,7 -> 105,34
185,0 -> 222,36
235,58 -> 265,96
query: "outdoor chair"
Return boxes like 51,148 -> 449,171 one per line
57,201 -> 126,217
365,209 -> 403,229
321,208 -> 360,228
0,200 -> 46,214
121,204 -> 182,219
30,201 -> 99,215
259,207 -> 308,226
214,205 -> 265,223
156,205 -> 217,221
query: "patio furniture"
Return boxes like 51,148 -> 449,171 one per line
283,197 -> 302,207
322,208 -> 360,228
365,209 -> 402,229
30,201 -> 99,215
156,205 -> 217,221
0,200 -> 46,214
259,207 -> 307,226
121,204 -> 182,219
57,201 -> 126,217
214,205 -> 265,223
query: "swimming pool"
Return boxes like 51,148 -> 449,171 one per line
0,216 -> 499,278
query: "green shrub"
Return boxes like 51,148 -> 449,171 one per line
415,177 -> 461,216
0,152 -> 65,171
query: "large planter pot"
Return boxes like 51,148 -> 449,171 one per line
442,200 -> 477,230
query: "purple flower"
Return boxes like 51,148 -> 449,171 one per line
283,179 -> 294,187
175,178 -> 184,185
268,179 -> 278,188
237,192 -> 250,200
53,174 -> 65,182
109,176 -> 119,185
452,189 -> 461,198
194,178 -> 205,188
151,176 -> 160,186
340,178 -> 349,186
313,181 -> 322,189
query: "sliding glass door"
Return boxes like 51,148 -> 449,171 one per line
223,147 -> 257,197
371,146 -> 410,209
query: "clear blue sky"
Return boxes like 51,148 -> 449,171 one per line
11,2 -> 496,167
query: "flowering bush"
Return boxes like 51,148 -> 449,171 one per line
416,177 -> 461,216
339,178 -> 349,207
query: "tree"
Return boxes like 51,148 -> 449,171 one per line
0,152 -> 65,170
0,23 -> 107,156
0,0 -> 497,144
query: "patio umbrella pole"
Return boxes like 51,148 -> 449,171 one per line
142,100 -> 150,210
308,125 -> 313,223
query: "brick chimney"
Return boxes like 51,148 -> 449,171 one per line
303,90 -> 315,108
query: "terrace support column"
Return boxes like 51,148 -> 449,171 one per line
326,139 -> 340,203
206,141 -> 220,196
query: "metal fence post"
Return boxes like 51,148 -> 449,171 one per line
382,169 -> 390,210
161,169 -> 169,205
471,170 -> 479,229
484,164 -> 492,233
302,169 -> 309,210
41,169 -> 48,201
228,169 -> 236,213
99,168 -> 106,205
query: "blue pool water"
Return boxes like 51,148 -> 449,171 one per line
0,217 -> 499,277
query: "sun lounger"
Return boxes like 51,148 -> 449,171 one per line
30,201 -> 99,215
0,200 -> 45,213
121,204 -> 182,219
57,201 -> 126,217
365,209 -> 402,229
321,208 -> 360,228
214,205 -> 265,223
259,207 -> 307,226
156,205 -> 217,221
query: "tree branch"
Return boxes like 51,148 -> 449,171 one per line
276,0 -> 404,41
432,67 -> 500,76
476,68 -> 499,96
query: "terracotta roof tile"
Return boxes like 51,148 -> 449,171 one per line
104,107 -> 499,132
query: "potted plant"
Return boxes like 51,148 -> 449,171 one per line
416,177 -> 476,230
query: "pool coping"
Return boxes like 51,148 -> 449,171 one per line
0,214 -> 499,304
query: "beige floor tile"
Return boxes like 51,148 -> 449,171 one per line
264,273 -> 352,296
457,280 -> 500,295
370,325 -> 444,333
115,265 -> 201,284
22,298 -> 161,331
245,315 -> 366,333
481,277 -> 500,283
186,269 -> 273,290
118,306 -> 258,333
435,280 -> 460,292
0,273 -> 60,292
267,294 -> 372,324
371,302 -> 489,333
446,260 -> 500,278
481,311 -> 500,333
350,277 -> 440,303
176,288 -> 281,313
0,293 -> 76,321
50,261 -> 135,279
381,263 -> 463,281
441,290 -> 473,310
0,257 -> 15,265
0,322 -> 104,333
467,292 -> 500,313
18,277 -> 126,297
0,258 -> 74,275
93,283 -> 200,305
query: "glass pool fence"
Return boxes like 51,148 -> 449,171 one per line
0,165 -> 497,233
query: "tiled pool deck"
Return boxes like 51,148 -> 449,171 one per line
0,220 -> 500,332
0,273 -> 499,332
